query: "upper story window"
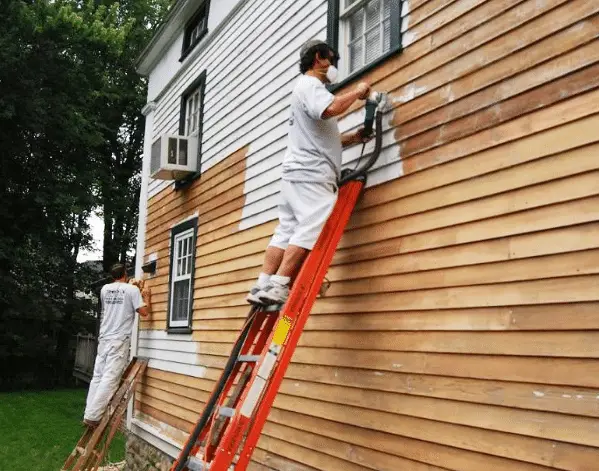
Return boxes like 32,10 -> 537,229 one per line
185,88 -> 202,136
181,1 -> 211,61
328,0 -> 401,84
175,70 -> 206,188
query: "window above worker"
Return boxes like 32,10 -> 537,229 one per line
327,0 -> 402,86
180,0 -> 211,61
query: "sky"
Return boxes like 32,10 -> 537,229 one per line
77,212 -> 104,263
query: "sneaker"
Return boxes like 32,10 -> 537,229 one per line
258,281 -> 289,305
246,284 -> 265,305
83,418 -> 100,428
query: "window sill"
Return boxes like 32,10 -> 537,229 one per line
328,46 -> 402,93
166,326 -> 193,335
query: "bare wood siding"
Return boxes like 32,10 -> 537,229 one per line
136,0 -> 599,469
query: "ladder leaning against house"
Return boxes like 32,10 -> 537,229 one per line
169,94 -> 388,471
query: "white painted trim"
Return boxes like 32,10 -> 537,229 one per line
170,211 -> 200,229
128,106 -> 156,429
131,419 -> 181,458
142,101 -> 157,116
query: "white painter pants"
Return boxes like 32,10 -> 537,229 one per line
84,337 -> 130,421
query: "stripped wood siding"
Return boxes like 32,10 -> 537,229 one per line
136,0 -> 599,469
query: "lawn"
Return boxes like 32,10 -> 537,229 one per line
0,388 -> 125,471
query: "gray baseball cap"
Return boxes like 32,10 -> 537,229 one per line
299,39 -> 328,59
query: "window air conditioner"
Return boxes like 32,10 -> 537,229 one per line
150,134 -> 198,180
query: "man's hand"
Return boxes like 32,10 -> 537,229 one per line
341,127 -> 374,147
130,278 -> 151,317
356,82 -> 371,100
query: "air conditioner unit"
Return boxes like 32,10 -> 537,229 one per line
150,134 -> 198,180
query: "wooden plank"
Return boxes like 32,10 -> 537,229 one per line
193,212 -> 599,288
297,328 -> 599,358
251,447 -> 319,471
136,401 -> 193,436
260,424 -> 450,471
349,142 -> 599,231
272,394 -> 599,470
396,39 -> 599,146
340,170 -> 599,249
302,303 -> 599,332
283,363 -> 599,418
191,302 -> 599,332
399,63 -> 599,160
266,408 -> 554,471
278,381 -> 599,447
395,15 -> 599,128
191,269 -> 599,312
191,250 -> 599,300
398,86 -> 599,178
360,112 -> 599,211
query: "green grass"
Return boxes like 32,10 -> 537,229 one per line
0,388 -> 125,471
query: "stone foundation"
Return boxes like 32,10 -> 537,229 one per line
125,433 -> 173,471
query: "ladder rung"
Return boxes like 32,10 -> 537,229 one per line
187,456 -> 210,471
76,446 -> 85,454
218,407 -> 235,417
237,354 -> 261,362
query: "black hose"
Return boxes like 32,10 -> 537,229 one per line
173,307 -> 258,471
339,110 -> 384,186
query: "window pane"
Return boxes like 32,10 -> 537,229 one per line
349,40 -> 363,72
383,17 -> 391,53
349,9 -> 363,41
168,138 -> 177,164
345,0 -> 360,8
187,254 -> 192,275
179,138 -> 188,165
365,27 -> 380,63
383,0 -> 390,17
365,0 -> 380,30
172,280 -> 190,321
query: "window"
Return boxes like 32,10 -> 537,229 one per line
176,70 -> 206,188
327,0 -> 401,84
181,1 -> 210,61
167,218 -> 198,332
185,88 -> 201,136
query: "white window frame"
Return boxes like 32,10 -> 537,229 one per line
169,227 -> 195,328
185,88 -> 201,137
339,0 -> 393,77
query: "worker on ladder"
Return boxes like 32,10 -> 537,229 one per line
246,39 -> 372,306
82,263 -> 151,428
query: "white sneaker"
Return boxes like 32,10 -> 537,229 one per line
246,284 -> 265,305
258,281 -> 289,305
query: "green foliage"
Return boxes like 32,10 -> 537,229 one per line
0,388 -> 126,470
0,0 -> 169,389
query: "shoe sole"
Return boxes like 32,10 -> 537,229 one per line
246,293 -> 266,305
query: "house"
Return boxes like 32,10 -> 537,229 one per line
129,0 -> 599,469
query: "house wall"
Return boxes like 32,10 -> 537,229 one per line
134,0 -> 599,469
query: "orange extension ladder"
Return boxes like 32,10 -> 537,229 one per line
170,93 -> 387,471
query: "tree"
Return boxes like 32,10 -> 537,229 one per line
0,0 -> 168,389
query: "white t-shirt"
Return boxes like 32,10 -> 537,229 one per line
98,282 -> 143,341
281,75 -> 342,184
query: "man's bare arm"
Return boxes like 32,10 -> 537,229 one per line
322,82 -> 370,119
